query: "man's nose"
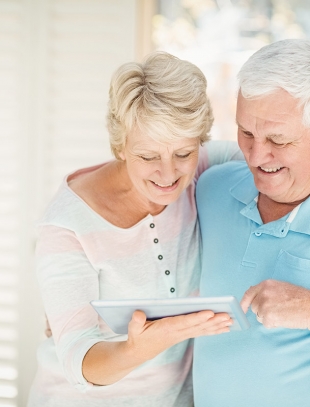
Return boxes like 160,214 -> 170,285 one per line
248,140 -> 273,166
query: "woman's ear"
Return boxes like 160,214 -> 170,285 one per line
118,150 -> 126,160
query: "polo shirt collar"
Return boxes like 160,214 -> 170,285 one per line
229,168 -> 310,236
289,198 -> 310,235
229,170 -> 257,205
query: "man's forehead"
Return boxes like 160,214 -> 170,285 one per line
236,95 -> 303,129
237,90 -> 302,116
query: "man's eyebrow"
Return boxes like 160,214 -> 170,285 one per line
235,120 -> 246,130
235,120 -> 286,139
267,133 -> 286,140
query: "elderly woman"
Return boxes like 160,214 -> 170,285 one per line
27,52 -> 239,407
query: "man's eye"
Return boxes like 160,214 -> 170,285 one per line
271,141 -> 288,148
242,130 -> 253,137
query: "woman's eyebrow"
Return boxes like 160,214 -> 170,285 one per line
132,148 -> 159,154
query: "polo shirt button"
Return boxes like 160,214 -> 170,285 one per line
170,287 -> 175,293
150,223 -> 155,228
158,255 -> 163,260
165,270 -> 170,275
154,238 -> 159,243
255,232 -> 262,236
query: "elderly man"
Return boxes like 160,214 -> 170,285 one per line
194,39 -> 310,406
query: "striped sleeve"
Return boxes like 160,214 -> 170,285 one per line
36,224 -> 102,392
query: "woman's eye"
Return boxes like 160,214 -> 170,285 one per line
175,152 -> 191,159
139,156 -> 156,161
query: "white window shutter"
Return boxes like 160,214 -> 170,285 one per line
0,1 -> 148,406
0,2 -> 24,405
38,0 -> 138,202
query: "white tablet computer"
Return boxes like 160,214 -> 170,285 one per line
91,296 -> 250,334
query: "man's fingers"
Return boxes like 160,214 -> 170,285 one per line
240,284 -> 261,313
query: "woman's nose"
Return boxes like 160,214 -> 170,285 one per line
158,159 -> 176,183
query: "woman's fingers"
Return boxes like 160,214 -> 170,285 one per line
175,310 -> 231,329
128,310 -> 147,336
129,309 -> 232,338
126,310 -> 233,363
197,313 -> 233,336
177,311 -> 232,337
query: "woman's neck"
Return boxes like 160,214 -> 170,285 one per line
69,160 -> 166,228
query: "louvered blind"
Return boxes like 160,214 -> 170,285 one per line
41,0 -> 137,200
0,2 -> 23,406
0,1 -> 143,406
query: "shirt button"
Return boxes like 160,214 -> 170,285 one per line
255,232 -> 262,236
150,223 -> 155,228
165,270 -> 170,275
170,287 -> 175,293
154,238 -> 159,243
158,255 -> 163,260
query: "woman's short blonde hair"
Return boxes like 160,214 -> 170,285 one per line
107,51 -> 213,159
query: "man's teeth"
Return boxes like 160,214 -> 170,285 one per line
260,166 -> 283,173
153,181 -> 176,187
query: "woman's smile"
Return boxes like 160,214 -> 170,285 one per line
150,178 -> 180,190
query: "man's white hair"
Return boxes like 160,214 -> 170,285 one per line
238,39 -> 310,127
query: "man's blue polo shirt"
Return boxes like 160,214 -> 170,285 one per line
194,161 -> 310,407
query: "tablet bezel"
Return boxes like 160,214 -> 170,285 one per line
91,296 -> 250,334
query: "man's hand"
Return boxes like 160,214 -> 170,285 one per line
240,279 -> 310,329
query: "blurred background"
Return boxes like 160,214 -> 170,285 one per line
0,0 -> 309,405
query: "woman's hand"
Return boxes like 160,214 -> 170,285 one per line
45,317 -> 52,338
82,310 -> 232,385
126,310 -> 232,363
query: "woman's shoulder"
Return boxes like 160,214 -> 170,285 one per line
195,140 -> 243,182
38,162 -> 113,230
67,161 -> 112,199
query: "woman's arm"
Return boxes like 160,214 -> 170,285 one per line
205,140 -> 244,166
83,308 -> 231,385
196,140 -> 244,180
36,225 -> 103,389
37,225 -> 232,388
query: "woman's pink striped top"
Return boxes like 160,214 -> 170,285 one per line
27,141 -> 241,407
